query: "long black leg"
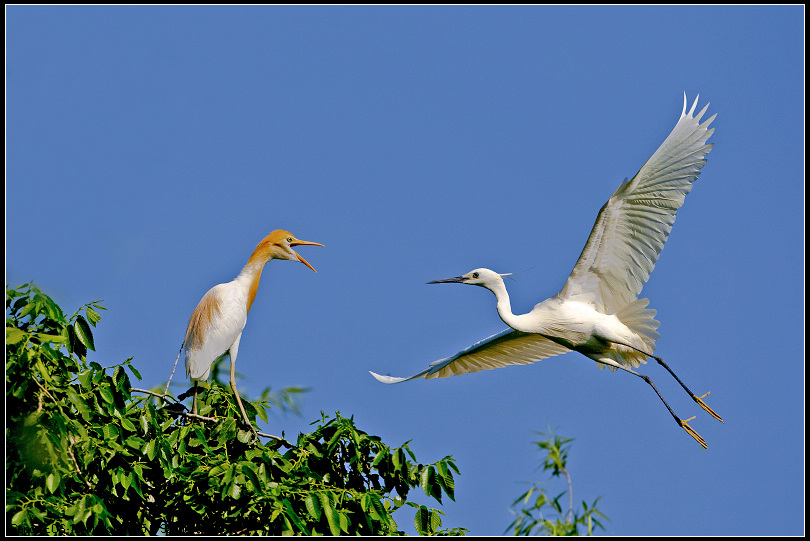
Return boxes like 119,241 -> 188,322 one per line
649,354 -> 723,422
598,360 -> 707,449
613,342 -> 723,423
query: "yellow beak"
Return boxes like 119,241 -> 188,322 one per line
290,239 -> 324,272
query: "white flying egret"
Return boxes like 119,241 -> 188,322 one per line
371,95 -> 721,449
184,230 -> 323,440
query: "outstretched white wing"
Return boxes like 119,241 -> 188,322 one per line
558,94 -> 716,313
370,328 -> 571,384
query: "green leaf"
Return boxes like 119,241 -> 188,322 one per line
29,507 -> 46,522
126,362 -> 142,380
67,325 -> 87,358
228,480 -> 241,499
241,463 -> 262,492
367,494 -> 386,521
98,385 -> 115,405
223,463 -> 236,485
430,508 -> 443,531
338,510 -> 349,533
438,463 -> 455,501
209,462 -> 229,479
323,500 -> 340,536
145,439 -> 157,461
372,450 -> 387,467
46,472 -> 61,493
77,369 -> 93,390
66,387 -> 92,420
420,467 -> 431,493
8,282 -> 471,535
42,295 -> 65,322
73,316 -> 95,351
34,359 -> 53,383
6,327 -> 27,345
85,306 -> 102,326
102,424 -> 120,440
18,301 -> 38,320
255,403 -> 268,424
37,329 -> 68,344
112,366 -> 123,386
11,509 -> 27,527
283,498 -> 311,534
305,494 -> 322,520
414,506 -> 430,535
121,471 -> 132,490
218,418 -> 237,442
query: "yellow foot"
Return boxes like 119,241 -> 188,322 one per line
680,416 -> 707,449
693,391 -> 724,423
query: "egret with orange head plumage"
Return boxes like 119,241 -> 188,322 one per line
184,230 -> 323,440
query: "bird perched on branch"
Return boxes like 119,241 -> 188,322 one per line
184,229 -> 323,440
371,94 -> 722,449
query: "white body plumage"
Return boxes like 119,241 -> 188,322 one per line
184,279 -> 249,382
370,94 -> 721,448
182,230 -> 323,439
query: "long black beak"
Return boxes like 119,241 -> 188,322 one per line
427,276 -> 466,284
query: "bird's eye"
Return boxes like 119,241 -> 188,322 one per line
472,272 -> 479,279
287,237 -> 293,243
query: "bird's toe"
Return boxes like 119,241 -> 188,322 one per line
679,416 -> 708,449
693,391 -> 723,423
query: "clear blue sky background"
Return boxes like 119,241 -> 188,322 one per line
7,6 -> 804,535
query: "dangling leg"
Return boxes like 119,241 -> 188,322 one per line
192,381 -> 199,414
596,359 -> 707,449
228,336 -> 260,443
650,354 -> 723,422
613,342 -> 723,423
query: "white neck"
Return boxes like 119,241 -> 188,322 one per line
486,279 -> 533,332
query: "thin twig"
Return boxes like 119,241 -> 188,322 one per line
563,468 -> 573,524
164,341 -> 185,399
32,377 -> 58,407
67,443 -> 92,490
130,387 -> 290,445
132,387 -> 174,401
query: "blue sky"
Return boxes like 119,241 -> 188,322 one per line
7,6 -> 804,535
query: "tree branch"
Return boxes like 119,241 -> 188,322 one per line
130,387 -> 291,446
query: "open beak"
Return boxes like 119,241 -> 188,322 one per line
427,276 -> 466,284
290,239 -> 324,272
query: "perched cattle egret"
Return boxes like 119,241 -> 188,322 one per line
184,230 -> 323,439
371,95 -> 721,449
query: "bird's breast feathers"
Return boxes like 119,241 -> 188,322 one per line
185,282 -> 249,379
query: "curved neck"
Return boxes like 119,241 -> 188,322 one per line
236,253 -> 272,314
486,280 -> 531,332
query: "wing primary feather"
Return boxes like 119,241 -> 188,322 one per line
559,95 -> 715,311
370,329 -> 571,384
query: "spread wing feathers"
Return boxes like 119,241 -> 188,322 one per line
369,328 -> 571,384
559,94 -> 716,313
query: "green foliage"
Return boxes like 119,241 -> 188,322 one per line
508,431 -> 608,536
6,283 -> 466,535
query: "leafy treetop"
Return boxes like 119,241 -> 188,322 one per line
6,282 -> 466,535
